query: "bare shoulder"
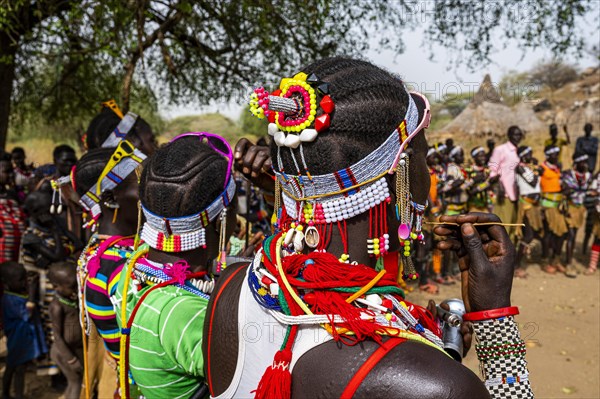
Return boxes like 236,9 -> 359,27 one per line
292,338 -> 489,399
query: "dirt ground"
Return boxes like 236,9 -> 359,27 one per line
410,259 -> 600,399
2,259 -> 599,399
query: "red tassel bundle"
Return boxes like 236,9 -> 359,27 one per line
253,349 -> 293,399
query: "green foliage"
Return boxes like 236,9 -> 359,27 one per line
163,113 -> 258,144
528,60 -> 579,90
425,0 -> 596,69
498,70 -> 534,106
0,0 -> 597,148
239,108 -> 268,140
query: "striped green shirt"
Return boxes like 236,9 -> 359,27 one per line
113,254 -> 208,399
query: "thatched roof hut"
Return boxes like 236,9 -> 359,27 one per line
436,75 -> 545,139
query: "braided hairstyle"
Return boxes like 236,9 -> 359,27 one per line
72,147 -> 115,197
139,137 -> 229,217
273,57 -> 430,203
86,107 -> 152,151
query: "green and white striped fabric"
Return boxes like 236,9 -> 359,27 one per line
113,250 -> 208,399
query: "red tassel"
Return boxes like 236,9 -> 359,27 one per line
253,349 -> 293,399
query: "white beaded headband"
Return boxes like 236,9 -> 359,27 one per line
277,93 -> 419,201
140,176 -> 236,251
276,91 -> 430,224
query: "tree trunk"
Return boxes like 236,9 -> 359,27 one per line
0,32 -> 19,150
121,56 -> 139,114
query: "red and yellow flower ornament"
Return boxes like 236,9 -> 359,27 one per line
249,72 -> 335,149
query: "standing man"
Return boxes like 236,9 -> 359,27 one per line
540,146 -> 568,275
573,123 -> 599,253
574,123 -> 598,173
544,123 -> 570,166
562,153 -> 593,277
488,126 -> 524,230
485,138 -> 495,163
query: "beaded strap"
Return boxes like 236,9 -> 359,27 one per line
473,316 -> 534,398
101,112 -> 138,148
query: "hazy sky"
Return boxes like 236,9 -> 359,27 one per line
161,4 -> 599,120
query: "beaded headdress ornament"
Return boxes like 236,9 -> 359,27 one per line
74,102 -> 146,229
78,140 -> 146,229
139,132 -> 235,270
249,72 -> 431,279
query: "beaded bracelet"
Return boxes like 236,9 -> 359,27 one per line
463,306 -> 519,321
472,316 -> 534,398
476,340 -> 527,361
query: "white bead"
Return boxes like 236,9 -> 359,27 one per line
284,134 -> 301,149
269,283 -> 279,296
268,123 -> 279,136
299,129 -> 318,142
366,293 -> 382,306
274,131 -> 286,146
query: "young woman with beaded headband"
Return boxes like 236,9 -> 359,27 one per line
72,147 -> 145,398
205,57 -> 533,399
112,133 -> 237,399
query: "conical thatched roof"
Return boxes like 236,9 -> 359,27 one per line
473,74 -> 502,105
437,75 -> 545,138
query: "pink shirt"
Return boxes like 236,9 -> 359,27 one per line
489,141 -> 520,201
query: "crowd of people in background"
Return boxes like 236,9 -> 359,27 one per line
0,95 -> 594,398
417,122 -> 598,292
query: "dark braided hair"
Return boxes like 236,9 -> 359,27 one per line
139,137 -> 229,217
73,147 -> 115,197
86,107 -> 152,150
273,57 -> 410,175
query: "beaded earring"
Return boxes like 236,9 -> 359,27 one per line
395,153 -> 418,280
50,177 -> 70,215
216,208 -> 228,273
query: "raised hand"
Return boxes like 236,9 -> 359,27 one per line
433,212 -> 515,312
234,138 -> 274,193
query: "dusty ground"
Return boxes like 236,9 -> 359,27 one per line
2,260 -> 599,399
410,259 -> 600,399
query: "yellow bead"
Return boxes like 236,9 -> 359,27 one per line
293,72 -> 308,81
296,225 -> 304,231
385,313 -> 392,321
374,249 -> 380,256
373,238 -> 379,244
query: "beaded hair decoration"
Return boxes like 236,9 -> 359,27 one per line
249,72 -> 431,280
78,139 -> 146,229
139,132 -> 235,269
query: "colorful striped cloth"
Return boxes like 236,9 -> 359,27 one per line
0,197 -> 26,263
81,235 -> 134,359
113,246 -> 208,399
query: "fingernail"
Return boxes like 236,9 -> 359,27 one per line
243,167 -> 250,174
462,224 -> 474,236
235,152 -> 241,159
251,172 -> 258,178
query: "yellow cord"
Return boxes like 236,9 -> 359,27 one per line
275,237 -> 314,315
346,269 -> 386,304
80,300 -> 90,399
274,237 -> 449,354
118,247 -> 148,398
